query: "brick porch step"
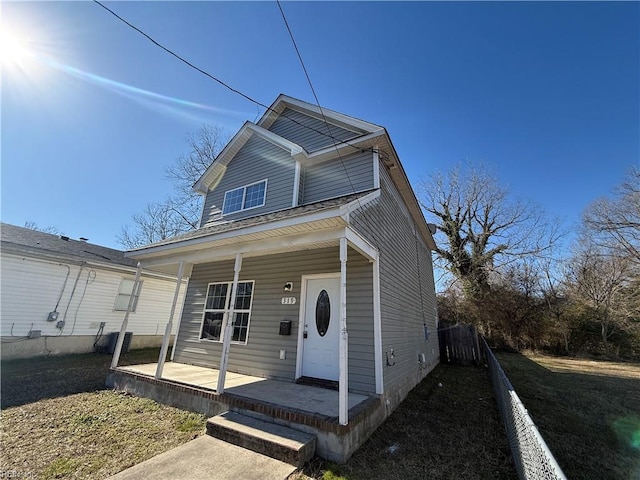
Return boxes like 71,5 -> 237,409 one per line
206,411 -> 316,467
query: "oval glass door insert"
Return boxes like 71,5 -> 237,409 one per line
315,289 -> 331,337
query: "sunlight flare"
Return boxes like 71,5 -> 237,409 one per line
0,26 -> 33,67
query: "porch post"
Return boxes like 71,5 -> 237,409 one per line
217,253 -> 243,394
155,261 -> 185,379
339,237 -> 349,425
111,262 -> 142,369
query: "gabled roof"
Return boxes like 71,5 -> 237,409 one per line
191,94 -> 436,250
1,222 -> 137,268
257,94 -> 383,134
193,95 -> 387,195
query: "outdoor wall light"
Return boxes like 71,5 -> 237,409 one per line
284,282 -> 293,292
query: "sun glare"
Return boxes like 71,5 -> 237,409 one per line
1,26 -> 33,67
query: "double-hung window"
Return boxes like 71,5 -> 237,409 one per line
222,179 -> 267,215
200,281 -> 254,344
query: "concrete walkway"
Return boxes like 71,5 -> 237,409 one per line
107,436 -> 297,480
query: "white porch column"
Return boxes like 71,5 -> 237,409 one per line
339,237 -> 349,425
111,262 -> 142,369
155,261 -> 185,379
217,253 -> 243,394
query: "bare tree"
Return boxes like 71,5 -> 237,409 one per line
419,164 -> 562,300
119,124 -> 228,249
23,221 -> 62,235
118,200 -> 193,248
583,166 -> 640,263
566,241 -> 636,356
541,258 -> 571,354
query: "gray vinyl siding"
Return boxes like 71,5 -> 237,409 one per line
350,162 -> 438,394
173,247 -> 376,394
200,135 -> 295,225
302,151 -> 374,204
268,108 -> 361,153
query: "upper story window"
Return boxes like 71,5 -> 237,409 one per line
222,179 -> 267,215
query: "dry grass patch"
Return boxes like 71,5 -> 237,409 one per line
297,363 -> 517,480
1,348 -> 207,479
495,352 -> 640,480
1,390 -> 206,479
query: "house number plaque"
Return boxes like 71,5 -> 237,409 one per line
281,297 -> 296,305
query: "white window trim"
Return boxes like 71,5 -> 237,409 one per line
199,280 -> 255,345
221,179 -> 268,216
114,278 -> 143,312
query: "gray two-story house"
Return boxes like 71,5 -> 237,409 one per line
108,94 -> 439,462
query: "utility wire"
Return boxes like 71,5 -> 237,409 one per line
92,0 -> 378,157
276,1 -> 361,200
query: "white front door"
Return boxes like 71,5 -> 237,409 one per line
300,275 -> 341,381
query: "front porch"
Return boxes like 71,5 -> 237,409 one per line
107,361 -> 384,462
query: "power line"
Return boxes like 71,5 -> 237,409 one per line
276,0 -> 360,199
92,0 -> 377,157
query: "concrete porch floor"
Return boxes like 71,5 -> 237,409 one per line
118,362 -> 369,418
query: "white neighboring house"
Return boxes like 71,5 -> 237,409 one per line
1,223 -> 186,360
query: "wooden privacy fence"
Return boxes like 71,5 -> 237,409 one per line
438,322 -> 482,365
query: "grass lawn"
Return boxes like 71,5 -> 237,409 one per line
1,349 -> 207,479
1,349 -> 516,480
495,352 -> 640,480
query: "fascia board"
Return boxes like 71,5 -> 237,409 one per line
140,227 -> 347,268
128,206 -> 348,260
245,123 -> 306,156
192,122 -> 306,194
339,189 -> 381,221
380,129 -> 437,250
193,122 -> 251,194
301,130 -> 387,166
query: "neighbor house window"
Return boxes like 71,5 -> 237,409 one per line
222,179 -> 267,215
114,278 -> 142,312
200,281 -> 254,344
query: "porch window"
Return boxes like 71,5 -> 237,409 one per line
222,179 -> 267,215
114,278 -> 142,312
200,281 -> 254,344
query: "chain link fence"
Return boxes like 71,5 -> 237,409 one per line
482,337 -> 567,480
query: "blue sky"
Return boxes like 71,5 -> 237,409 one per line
2,1 -> 638,250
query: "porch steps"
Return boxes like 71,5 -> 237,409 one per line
206,411 -> 316,468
